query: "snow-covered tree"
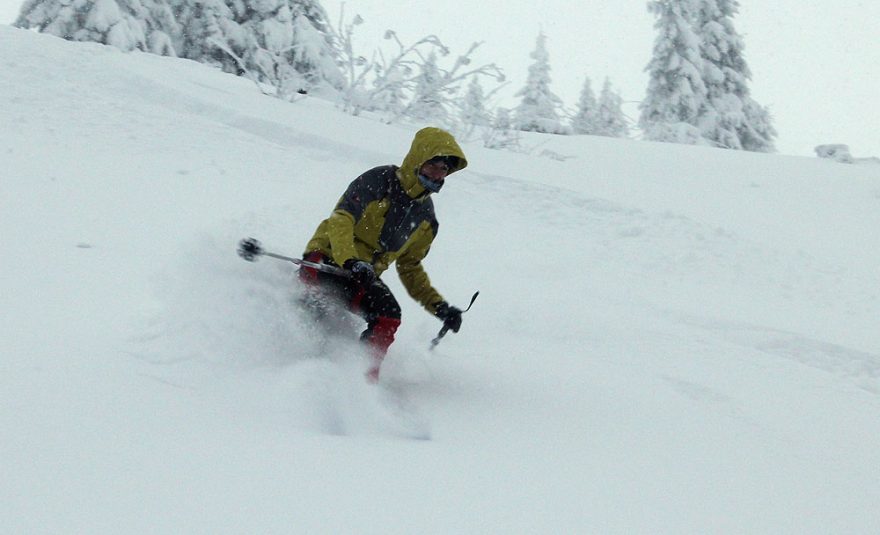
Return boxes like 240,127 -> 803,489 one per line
513,32 -> 568,135
209,0 -> 298,97
596,78 -> 630,138
17,0 -> 343,99
288,4 -> 344,92
330,8 -> 374,114
368,64 -> 408,118
694,0 -> 775,151
406,50 -> 449,124
571,75 -> 599,134
738,98 -> 776,152
335,29 -> 448,117
219,0 -> 342,97
16,0 -> 179,54
451,76 -> 495,142
172,0 -> 244,72
384,37 -> 504,126
639,0 -> 709,144
458,77 -> 492,128
484,107 -> 520,150
330,16 -> 503,124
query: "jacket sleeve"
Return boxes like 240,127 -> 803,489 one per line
325,208 -> 358,267
325,168 -> 385,266
396,228 -> 444,313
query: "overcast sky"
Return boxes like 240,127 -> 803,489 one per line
3,0 -> 878,158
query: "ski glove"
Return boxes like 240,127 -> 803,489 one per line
434,302 -> 463,333
344,259 -> 376,288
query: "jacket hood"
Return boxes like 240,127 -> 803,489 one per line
398,127 -> 468,198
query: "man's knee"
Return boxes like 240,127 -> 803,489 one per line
363,282 -> 401,320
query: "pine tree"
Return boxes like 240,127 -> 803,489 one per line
16,0 -> 179,54
216,0 -> 340,96
171,0 -> 245,73
229,0 -> 300,96
484,107 -> 520,150
288,2 -> 344,91
571,76 -> 599,135
694,0 -> 775,151
407,51 -> 448,124
459,77 -> 492,128
739,98 -> 777,152
596,78 -> 630,138
369,64 -> 408,118
513,32 -> 568,134
16,0 -> 344,97
639,0 -> 709,144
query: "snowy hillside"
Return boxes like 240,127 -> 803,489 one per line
3,26 -> 880,534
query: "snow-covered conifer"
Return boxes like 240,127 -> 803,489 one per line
219,0 -> 341,97
571,76 -> 599,135
406,51 -> 449,125
17,0 -> 344,98
596,78 -> 630,138
639,0 -> 709,145
513,32 -> 568,135
172,0 -> 245,73
484,107 -> 520,150
694,0 -> 775,151
739,98 -> 777,152
15,0 -> 178,54
459,77 -> 492,128
230,0 -> 304,97
369,64 -> 408,118
288,3 -> 344,92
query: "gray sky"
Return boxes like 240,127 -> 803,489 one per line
3,0 -> 878,157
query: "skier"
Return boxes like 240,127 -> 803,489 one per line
299,127 -> 467,381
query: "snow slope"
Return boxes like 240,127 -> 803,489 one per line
3,26 -> 880,534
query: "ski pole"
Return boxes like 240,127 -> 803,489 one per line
237,237 -> 350,277
430,291 -> 479,350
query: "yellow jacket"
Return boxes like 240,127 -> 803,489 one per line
304,127 -> 467,313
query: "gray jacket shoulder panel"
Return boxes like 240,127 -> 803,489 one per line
336,165 -> 397,220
